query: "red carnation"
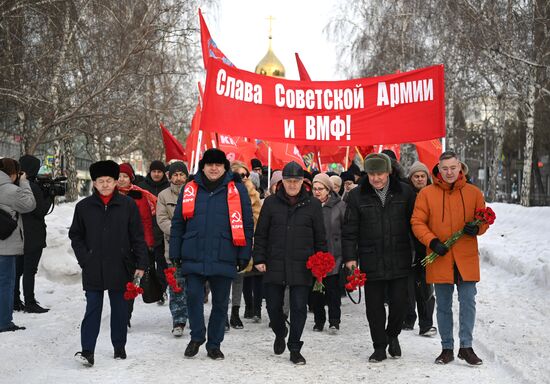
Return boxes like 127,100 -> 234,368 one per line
306,251 -> 336,293
164,267 -> 183,293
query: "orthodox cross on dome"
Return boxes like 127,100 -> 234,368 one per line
267,15 -> 275,40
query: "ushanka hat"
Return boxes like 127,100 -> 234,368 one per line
90,160 -> 119,181
199,148 -> 230,171
364,153 -> 392,174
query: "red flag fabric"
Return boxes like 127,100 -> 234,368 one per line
160,122 -> 186,162
295,53 -> 312,82
374,144 -> 401,161
199,9 -> 234,70
256,141 -> 306,170
414,139 -> 442,170
217,134 -> 257,165
201,59 -> 445,146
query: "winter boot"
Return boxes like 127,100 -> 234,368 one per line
230,306 -> 243,329
273,327 -> 288,355
388,336 -> 402,358
23,300 -> 49,314
75,350 -> 94,367
13,298 -> 24,312
114,347 -> 126,359
435,349 -> 454,364
243,306 -> 253,319
184,340 -> 204,358
207,348 -> 225,360
290,351 -> 306,365
0,323 -> 26,333
458,347 -> 483,365
369,349 -> 387,363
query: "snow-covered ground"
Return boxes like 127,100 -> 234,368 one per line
1,202 -> 549,384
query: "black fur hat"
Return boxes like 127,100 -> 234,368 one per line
199,148 -> 230,171
90,160 -> 120,181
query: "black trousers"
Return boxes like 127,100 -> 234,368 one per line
405,265 -> 435,330
14,249 -> 43,303
265,283 -> 309,352
153,243 -> 168,292
242,274 -> 263,314
364,277 -> 408,350
311,274 -> 341,326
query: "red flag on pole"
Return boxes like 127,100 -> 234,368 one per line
160,122 -> 186,162
414,139 -> 442,170
295,53 -> 312,82
199,9 -> 234,70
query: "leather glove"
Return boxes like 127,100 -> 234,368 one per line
170,259 -> 182,268
429,238 -> 449,256
237,259 -> 249,272
462,223 -> 479,236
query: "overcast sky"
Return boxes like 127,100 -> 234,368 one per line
202,0 -> 340,81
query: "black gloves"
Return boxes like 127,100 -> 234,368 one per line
170,259 -> 182,268
463,223 -> 479,236
237,259 -> 249,272
429,238 -> 449,256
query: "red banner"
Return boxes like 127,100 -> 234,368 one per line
201,59 -> 445,146
414,139 -> 442,170
217,134 -> 257,165
256,141 -> 306,170
160,122 -> 186,162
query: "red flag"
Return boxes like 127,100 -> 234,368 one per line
160,122 -> 186,162
414,139 -> 442,170
199,9 -> 234,70
217,134 -> 257,165
374,144 -> 401,160
295,53 -> 312,81
256,141 -> 306,170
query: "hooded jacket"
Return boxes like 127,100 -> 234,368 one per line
411,172 -> 488,284
0,171 -> 36,255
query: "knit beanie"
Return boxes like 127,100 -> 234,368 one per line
269,170 -> 283,189
407,161 -> 430,179
149,160 -> 166,173
313,173 -> 334,191
364,153 -> 392,174
119,163 -> 135,181
248,172 -> 260,189
168,161 -> 188,177
340,171 -> 355,183
251,158 -> 262,169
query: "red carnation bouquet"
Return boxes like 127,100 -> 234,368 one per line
421,206 -> 496,266
124,278 -> 144,301
164,267 -> 183,293
306,251 -> 336,293
345,266 -> 367,291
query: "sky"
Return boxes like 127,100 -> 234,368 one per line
201,0 -> 341,81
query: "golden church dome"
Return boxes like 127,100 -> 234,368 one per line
255,25 -> 285,78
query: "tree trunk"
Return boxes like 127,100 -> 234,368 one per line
520,84 -> 535,206
64,137 -> 79,202
489,94 -> 506,202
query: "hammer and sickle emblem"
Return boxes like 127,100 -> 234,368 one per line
231,211 -> 242,223
184,185 -> 195,198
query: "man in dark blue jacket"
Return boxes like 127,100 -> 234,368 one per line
170,149 -> 253,360
69,160 -> 148,367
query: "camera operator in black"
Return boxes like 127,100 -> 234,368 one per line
14,155 -> 53,313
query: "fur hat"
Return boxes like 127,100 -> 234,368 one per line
282,161 -> 304,179
199,148 -> 230,171
19,155 -> 40,179
90,160 -> 119,181
149,160 -> 166,173
408,161 -> 430,179
251,158 -> 262,170
330,175 -> 342,188
340,171 -> 355,183
364,153 -> 392,174
168,161 -> 188,177
119,163 -> 135,181
313,173 -> 334,191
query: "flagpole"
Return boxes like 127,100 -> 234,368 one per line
317,151 -> 323,172
190,150 -> 195,172
193,130 -> 203,174
442,137 -> 446,152
345,146 -> 350,170
268,145 -> 272,190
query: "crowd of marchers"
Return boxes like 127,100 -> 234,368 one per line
0,148 -> 487,368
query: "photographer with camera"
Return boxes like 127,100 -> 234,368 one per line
13,155 -> 54,313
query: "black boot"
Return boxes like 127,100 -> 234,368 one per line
23,300 -> 49,314
243,306 -> 253,319
13,298 -> 25,312
230,306 -> 243,329
75,350 -> 94,367
114,347 -> 126,359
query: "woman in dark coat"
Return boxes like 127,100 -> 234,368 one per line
254,161 -> 327,365
69,160 -> 148,367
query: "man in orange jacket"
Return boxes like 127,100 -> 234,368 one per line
411,151 -> 488,366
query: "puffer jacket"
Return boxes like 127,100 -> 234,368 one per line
253,185 -> 327,286
0,171 -> 36,256
157,182 -> 183,262
411,172 -> 488,284
342,175 -> 416,281
321,192 -> 346,276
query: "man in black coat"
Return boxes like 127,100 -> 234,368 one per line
254,161 -> 327,365
138,160 -> 170,302
342,153 -> 416,363
69,160 -> 148,367
14,155 -> 53,313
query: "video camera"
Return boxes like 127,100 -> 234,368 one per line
36,175 -> 67,197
